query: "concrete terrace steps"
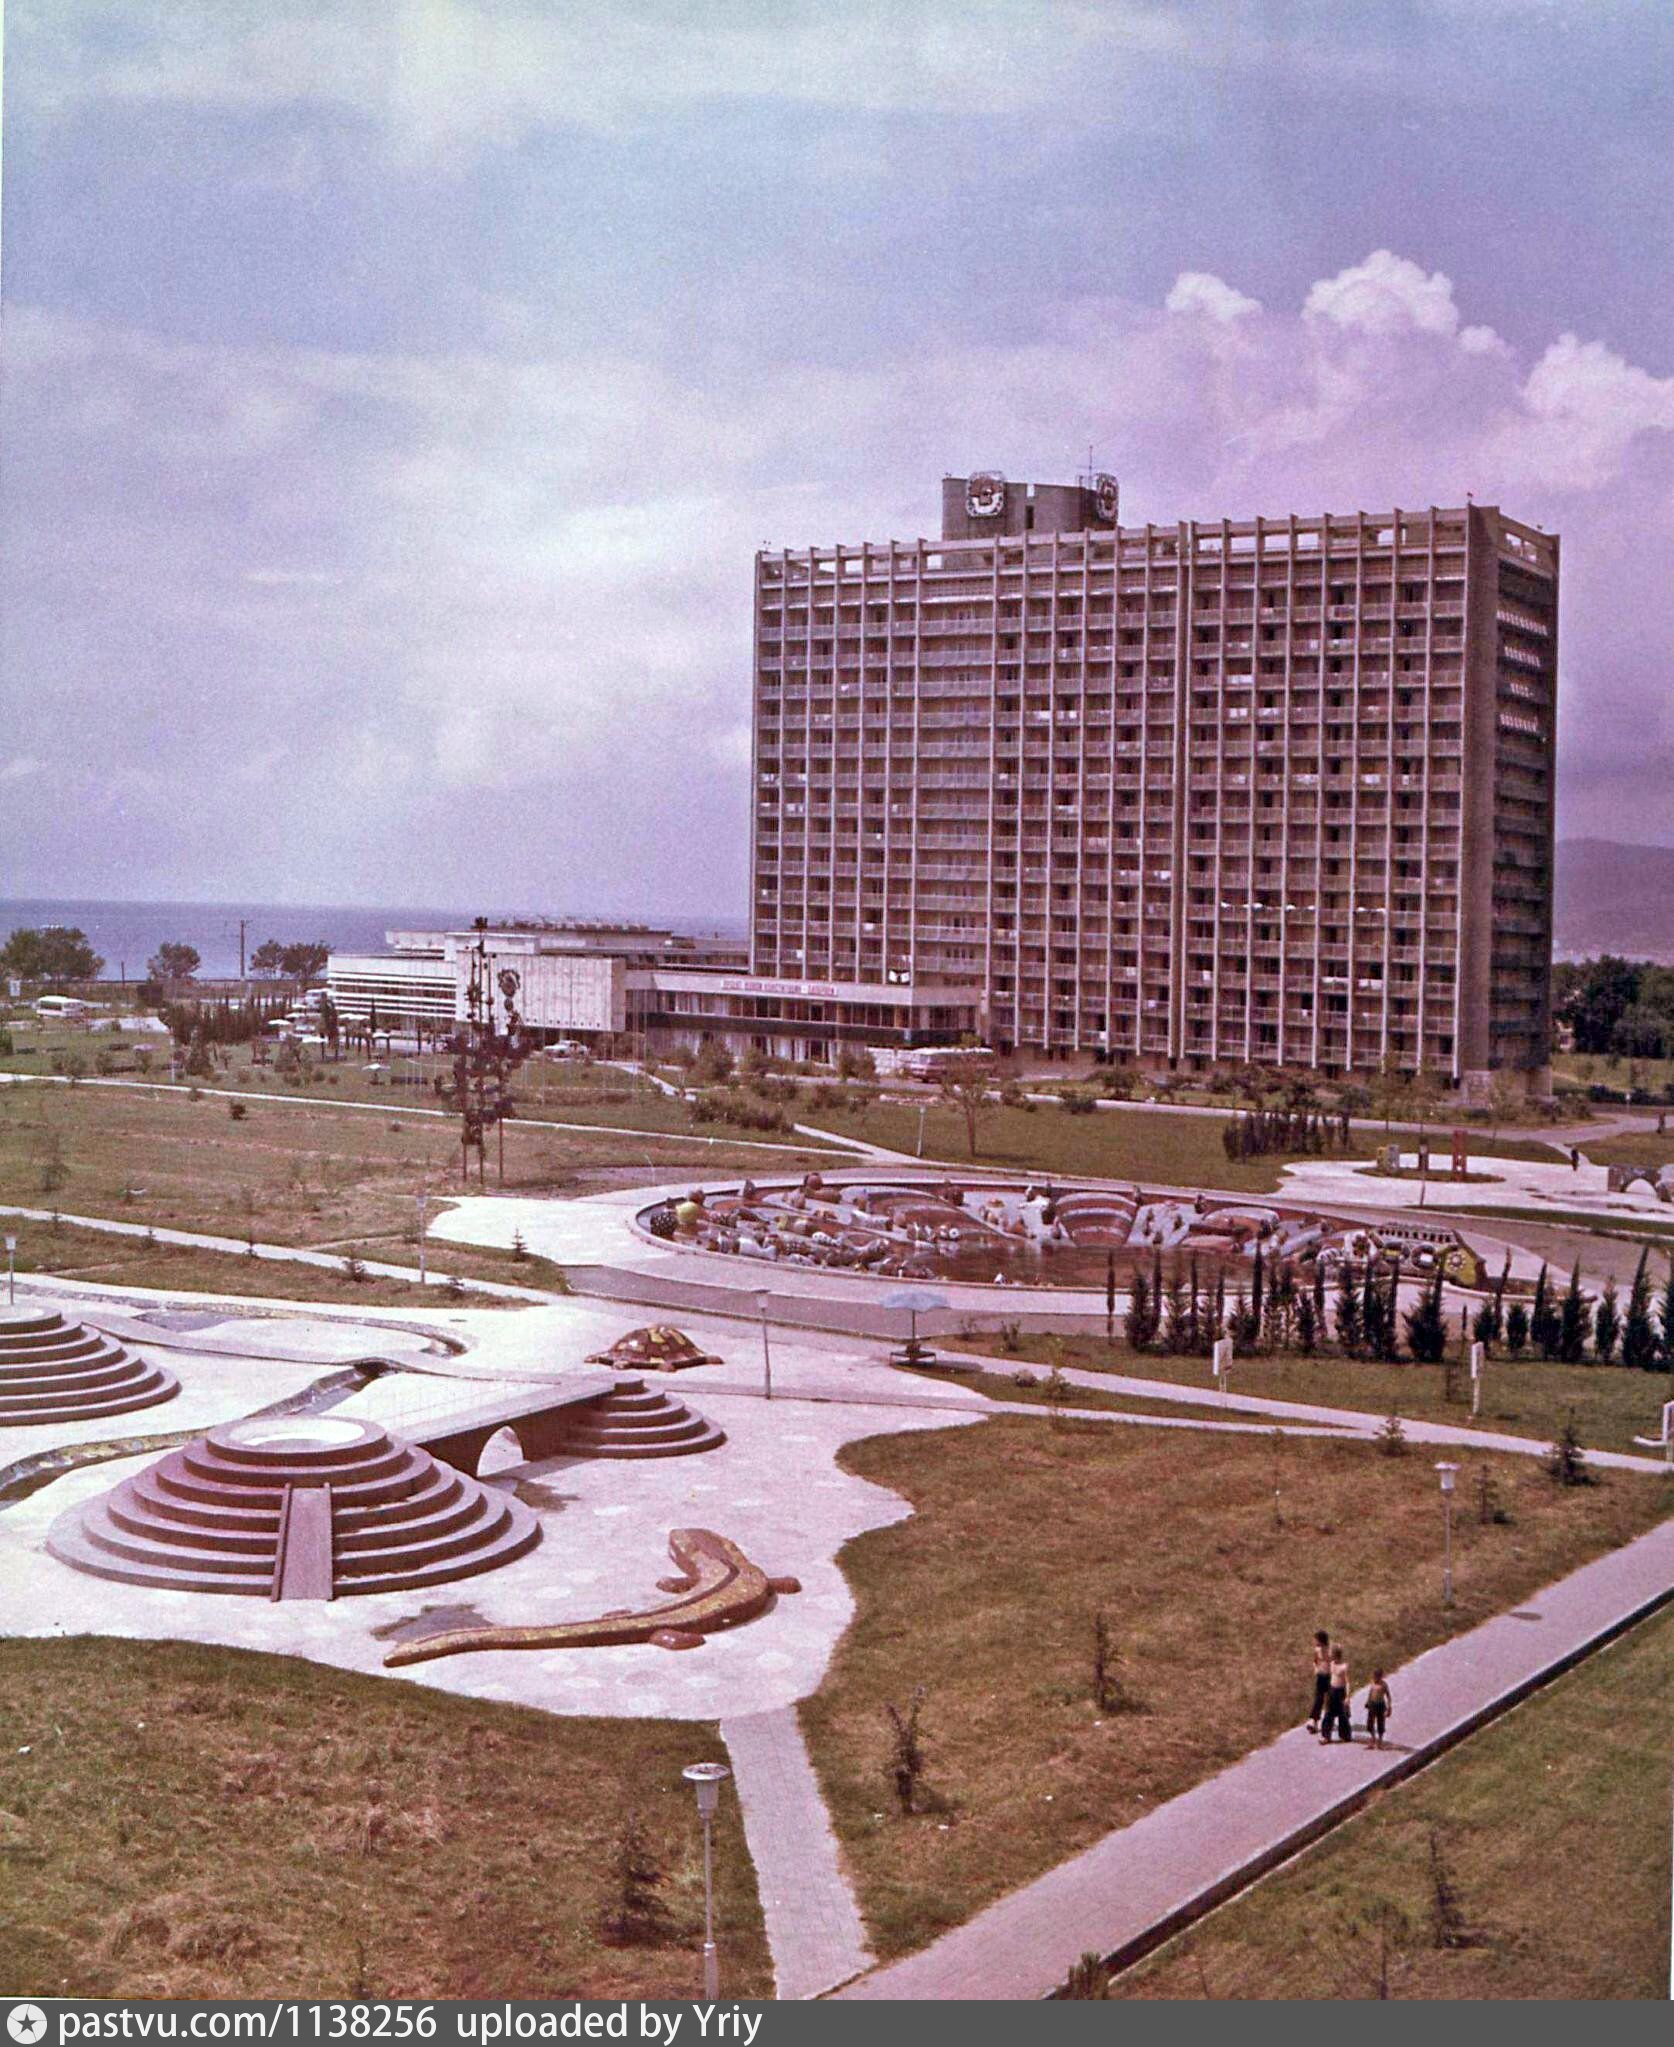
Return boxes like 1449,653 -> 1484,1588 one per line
0,1307 -> 179,1424
556,1376 -> 727,1459
47,1414 -> 539,1599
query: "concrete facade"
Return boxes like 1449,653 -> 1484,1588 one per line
750,480 -> 1558,1084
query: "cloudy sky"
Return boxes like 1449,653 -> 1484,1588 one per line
3,1 -> 1672,919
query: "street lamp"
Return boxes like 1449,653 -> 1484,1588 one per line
3,1234 -> 15,1307
1435,1461 -> 1458,1607
415,1191 -> 430,1285
916,1101 -> 927,1157
755,1286 -> 773,1403
682,1761 -> 731,1999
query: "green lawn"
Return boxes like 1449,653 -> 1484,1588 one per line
1580,1130 -> 1674,1171
801,1415 -> 1674,1963
952,1331 -> 1674,1457
801,1099 -> 1554,1192
0,1638 -> 768,2000
1114,1607 -> 1674,2000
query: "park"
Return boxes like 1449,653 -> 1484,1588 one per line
2,1007 -> 1672,2000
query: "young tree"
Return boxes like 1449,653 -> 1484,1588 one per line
1504,1300 -> 1530,1355
599,1810 -> 671,1946
1295,1289 -> 1319,1356
939,1072 -> 992,1159
884,1688 -> 929,1816
1162,1266 -> 1190,1354
1620,1250 -> 1658,1371
1592,1276 -> 1621,1366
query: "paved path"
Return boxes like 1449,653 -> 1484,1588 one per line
836,1514 -> 1674,1999
722,1707 -> 873,2000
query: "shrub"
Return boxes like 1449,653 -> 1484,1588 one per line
1376,1411 -> 1408,1458
884,1688 -> 929,1816
1545,1411 -> 1595,1487
228,1100 -> 248,1122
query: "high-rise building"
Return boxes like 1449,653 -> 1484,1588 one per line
750,475 -> 1557,1091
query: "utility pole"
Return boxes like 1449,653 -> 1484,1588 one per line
238,918 -> 247,980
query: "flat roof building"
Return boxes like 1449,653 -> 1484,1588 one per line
750,474 -> 1558,1090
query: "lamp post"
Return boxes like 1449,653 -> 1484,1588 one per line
682,1761 -> 731,1999
916,1102 -> 927,1158
416,1191 -> 430,1286
1435,1461 -> 1458,1606
755,1287 -> 773,1402
3,1234 -> 15,1307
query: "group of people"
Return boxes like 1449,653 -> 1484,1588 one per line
1307,1630 -> 1393,1749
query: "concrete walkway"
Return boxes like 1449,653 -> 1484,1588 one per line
722,1707 -> 873,2000
836,1514 -> 1674,1999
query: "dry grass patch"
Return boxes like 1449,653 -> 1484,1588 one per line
0,1638 -> 768,2000
0,1082 -> 829,1254
801,1415 -> 1674,1962
1,1218 -> 515,1308
1115,1607 -> 1674,2000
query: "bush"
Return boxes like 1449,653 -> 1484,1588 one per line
1058,1087 -> 1097,1115
228,1100 -> 248,1122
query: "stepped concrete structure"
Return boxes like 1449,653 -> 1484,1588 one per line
552,1377 -> 726,1459
47,1414 -> 538,1600
0,1308 -> 179,1425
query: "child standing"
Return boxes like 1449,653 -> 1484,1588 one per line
1365,1669 -> 1393,1750
1306,1629 -> 1331,1735
1320,1643 -> 1353,1745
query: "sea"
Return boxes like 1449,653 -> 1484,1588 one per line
0,899 -> 745,984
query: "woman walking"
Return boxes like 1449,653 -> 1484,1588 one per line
1320,1642 -> 1353,1745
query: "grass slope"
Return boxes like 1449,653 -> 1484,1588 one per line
801,1415 -> 1673,1962
0,1638 -> 769,2000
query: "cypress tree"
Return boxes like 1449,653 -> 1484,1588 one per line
1530,1265 -> 1558,1359
1335,1265 -> 1363,1356
1621,1250 -> 1657,1372
1592,1276 -> 1621,1366
1505,1300 -> 1530,1355
1659,1259 -> 1674,1380
1126,1268 -> 1155,1352
1556,1263 -> 1589,1365
1250,1242 -> 1266,1348
1404,1268 -> 1448,1364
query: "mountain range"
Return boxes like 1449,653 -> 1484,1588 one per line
1555,839 -> 1674,962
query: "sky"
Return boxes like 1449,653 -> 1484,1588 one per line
2,0 -> 1672,920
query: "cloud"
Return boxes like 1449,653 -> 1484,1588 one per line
1165,272 -> 1260,323
1304,247 -> 1494,347
1498,331 -> 1674,490
16,0 -> 1186,158
5,246 -> 1674,903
